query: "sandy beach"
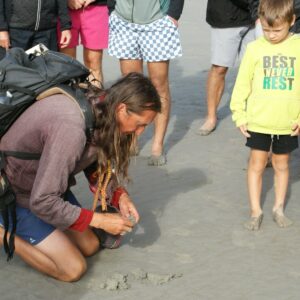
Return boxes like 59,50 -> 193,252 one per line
2,1 -> 300,299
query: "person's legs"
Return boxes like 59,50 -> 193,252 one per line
245,149 -> 268,230
120,59 -> 143,74
83,48 -> 104,86
60,47 -> 77,58
32,28 -> 58,51
199,65 -> 228,135
271,153 -> 293,227
81,6 -> 109,87
199,27 -> 253,135
0,226 -> 95,282
147,61 -> 170,160
9,28 -> 34,50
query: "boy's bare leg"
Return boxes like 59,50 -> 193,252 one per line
245,149 -> 268,230
0,227 -> 98,282
271,153 -> 293,227
199,65 -> 228,135
147,61 -> 170,161
84,48 -> 104,87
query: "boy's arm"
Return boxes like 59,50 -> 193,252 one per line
57,0 -> 72,31
230,45 -> 255,128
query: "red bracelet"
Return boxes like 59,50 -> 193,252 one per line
111,187 -> 128,209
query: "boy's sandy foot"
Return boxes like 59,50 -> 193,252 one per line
244,213 -> 263,231
198,120 -> 216,136
272,209 -> 293,228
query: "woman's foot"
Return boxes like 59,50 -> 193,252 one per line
272,209 -> 293,228
244,213 -> 263,231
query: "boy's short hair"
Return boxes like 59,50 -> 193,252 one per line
258,0 -> 295,26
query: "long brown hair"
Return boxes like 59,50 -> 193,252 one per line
86,72 -> 161,182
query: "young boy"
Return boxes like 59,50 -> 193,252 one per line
230,0 -> 300,230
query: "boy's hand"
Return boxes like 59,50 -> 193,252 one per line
291,124 -> 300,136
0,31 -> 10,49
59,30 -> 72,48
239,124 -> 251,138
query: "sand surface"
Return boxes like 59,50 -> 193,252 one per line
2,1 -> 300,299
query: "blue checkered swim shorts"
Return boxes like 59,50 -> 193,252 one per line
108,13 -> 182,62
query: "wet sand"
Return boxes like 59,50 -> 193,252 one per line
2,1 -> 300,299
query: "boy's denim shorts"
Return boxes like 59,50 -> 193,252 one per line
0,191 -> 80,245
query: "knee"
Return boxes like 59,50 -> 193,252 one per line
210,65 -> 228,77
60,259 -> 87,282
272,159 -> 289,173
81,236 -> 100,257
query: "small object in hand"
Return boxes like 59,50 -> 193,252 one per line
128,215 -> 136,225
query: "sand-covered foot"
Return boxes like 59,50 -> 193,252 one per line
244,214 -> 263,231
198,120 -> 216,136
148,153 -> 167,166
272,209 -> 293,228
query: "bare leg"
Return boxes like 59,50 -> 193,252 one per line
120,59 -> 143,75
84,48 -> 104,87
59,47 -> 76,58
245,149 -> 268,230
147,61 -> 170,162
271,153 -> 293,227
0,227 -> 99,282
199,65 -> 228,135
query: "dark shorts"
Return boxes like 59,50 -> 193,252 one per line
246,131 -> 298,154
0,191 -> 80,245
9,28 -> 58,51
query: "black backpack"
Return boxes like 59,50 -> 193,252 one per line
0,45 -> 95,260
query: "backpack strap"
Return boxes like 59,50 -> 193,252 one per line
0,151 -> 40,260
36,85 -> 95,140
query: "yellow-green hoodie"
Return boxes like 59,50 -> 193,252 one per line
230,34 -> 300,135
